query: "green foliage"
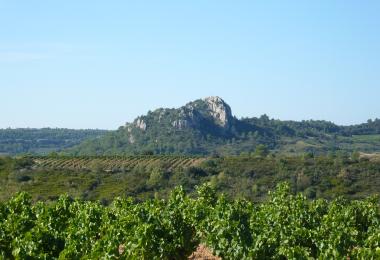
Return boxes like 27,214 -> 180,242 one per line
68,99 -> 380,157
1,185 -> 380,259
1,189 -> 198,259
253,144 -> 269,157
2,101 -> 380,157
2,154 -> 380,203
12,157 -> 34,171
146,167 -> 167,188
0,128 -> 107,155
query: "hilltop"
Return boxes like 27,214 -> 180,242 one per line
68,96 -> 380,156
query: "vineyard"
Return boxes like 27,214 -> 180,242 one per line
1,183 -> 380,259
32,156 -> 205,172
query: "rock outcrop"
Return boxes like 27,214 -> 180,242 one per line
121,96 -> 236,148
168,96 -> 233,130
203,96 -> 233,128
135,118 -> 147,131
172,119 -> 189,129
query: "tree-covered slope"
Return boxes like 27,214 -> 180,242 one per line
69,96 -> 380,156
0,128 -> 108,155
4,97 -> 378,156
1,154 -> 380,203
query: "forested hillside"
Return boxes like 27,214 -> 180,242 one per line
2,97 -> 380,156
69,96 -> 380,156
0,128 -> 108,155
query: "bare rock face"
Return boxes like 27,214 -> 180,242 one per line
172,96 -> 233,130
128,134 -> 135,144
172,107 -> 197,130
204,96 -> 233,128
129,96 -> 233,133
172,119 -> 189,129
135,118 -> 147,131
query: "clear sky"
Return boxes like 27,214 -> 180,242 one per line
1,1 -> 379,129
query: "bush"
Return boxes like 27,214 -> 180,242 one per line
1,184 -> 380,259
16,175 -> 32,182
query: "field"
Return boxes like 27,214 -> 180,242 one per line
32,155 -> 205,172
0,155 -> 206,202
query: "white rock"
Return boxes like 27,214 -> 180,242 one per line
172,119 -> 189,129
129,134 -> 135,144
135,118 -> 147,131
203,96 -> 232,127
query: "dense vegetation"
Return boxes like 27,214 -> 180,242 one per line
1,183 -> 379,259
0,128 -> 107,155
1,98 -> 380,157
1,153 -> 379,203
2,97 -> 379,259
32,155 -> 203,172
69,97 -> 380,156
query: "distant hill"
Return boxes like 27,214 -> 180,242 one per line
0,128 -> 108,155
69,96 -> 380,156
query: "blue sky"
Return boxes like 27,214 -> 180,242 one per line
0,1 -> 379,129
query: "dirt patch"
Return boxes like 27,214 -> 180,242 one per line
359,152 -> 380,162
188,245 -> 221,260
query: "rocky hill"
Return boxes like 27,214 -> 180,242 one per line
68,96 -> 380,156
127,96 -> 236,138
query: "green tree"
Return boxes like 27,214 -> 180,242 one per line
254,144 -> 269,157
